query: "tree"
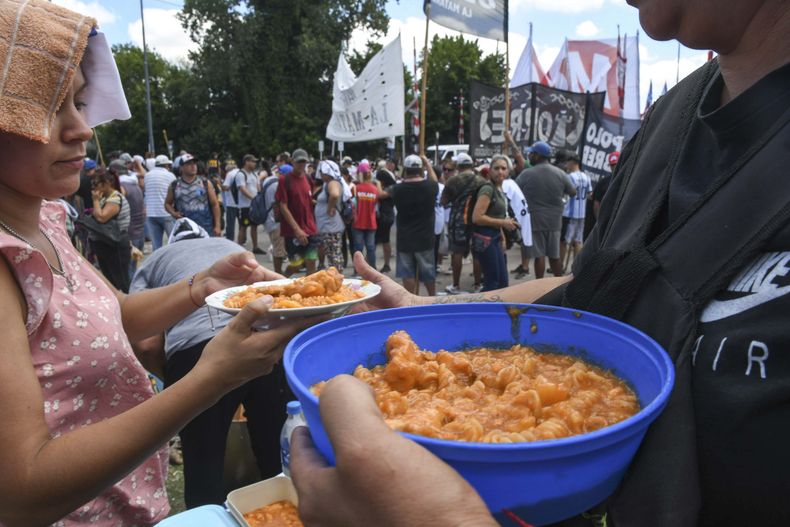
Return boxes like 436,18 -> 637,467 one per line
421,35 -> 506,146
179,0 -> 389,159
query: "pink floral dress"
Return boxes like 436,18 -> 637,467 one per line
0,202 -> 169,526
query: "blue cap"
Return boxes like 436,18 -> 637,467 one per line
527,141 -> 552,158
279,164 -> 294,175
83,159 -> 96,170
286,401 -> 302,415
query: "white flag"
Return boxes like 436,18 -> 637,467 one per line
326,36 -> 405,142
510,26 -> 547,87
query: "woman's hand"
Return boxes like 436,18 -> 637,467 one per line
194,296 -> 322,390
351,252 -> 420,312
502,218 -> 519,231
290,375 -> 497,527
198,252 -> 283,299
91,189 -> 102,202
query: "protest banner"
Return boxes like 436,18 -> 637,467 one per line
424,0 -> 508,42
469,80 -> 604,159
580,102 -> 641,183
326,36 -> 404,142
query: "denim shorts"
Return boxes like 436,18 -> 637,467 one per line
396,249 -> 436,282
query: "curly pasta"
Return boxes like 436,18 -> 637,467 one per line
224,268 -> 364,309
312,331 -> 640,443
242,500 -> 303,527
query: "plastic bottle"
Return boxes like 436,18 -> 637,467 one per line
279,401 -> 307,477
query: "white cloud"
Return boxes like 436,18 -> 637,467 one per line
575,20 -> 600,37
640,52 -> 708,107
127,8 -> 197,64
511,0 -> 605,14
51,0 -> 116,26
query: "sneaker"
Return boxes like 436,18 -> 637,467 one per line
511,264 -> 525,275
380,264 -> 391,273
445,284 -> 462,295
472,284 -> 483,293
252,247 -> 266,255
515,271 -> 528,280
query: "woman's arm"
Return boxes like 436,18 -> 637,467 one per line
0,260 -> 317,526
91,191 -> 120,223
326,180 -> 341,216
207,180 -> 222,236
471,193 -> 517,231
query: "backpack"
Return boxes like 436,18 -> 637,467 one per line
324,181 -> 354,225
249,177 -> 278,225
229,171 -> 240,204
448,177 -> 492,246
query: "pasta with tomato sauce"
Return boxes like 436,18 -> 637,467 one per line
312,331 -> 639,443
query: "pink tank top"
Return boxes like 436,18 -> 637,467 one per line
0,202 -> 169,526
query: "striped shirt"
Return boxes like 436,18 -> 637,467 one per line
143,167 -> 176,217
563,170 -> 592,220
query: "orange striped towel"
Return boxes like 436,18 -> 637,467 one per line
0,0 -> 96,143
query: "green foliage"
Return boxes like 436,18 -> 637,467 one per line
96,2 -> 505,161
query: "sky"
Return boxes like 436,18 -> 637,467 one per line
52,0 -> 709,110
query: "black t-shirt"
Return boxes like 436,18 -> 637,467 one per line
390,178 -> 438,253
575,61 -> 790,525
376,170 -> 396,223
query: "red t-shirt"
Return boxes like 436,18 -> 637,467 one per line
274,173 -> 317,237
353,182 -> 379,230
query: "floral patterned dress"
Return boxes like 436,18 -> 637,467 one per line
0,201 -> 169,526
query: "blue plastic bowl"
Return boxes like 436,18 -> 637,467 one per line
284,304 -> 674,525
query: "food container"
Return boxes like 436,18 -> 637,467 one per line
154,475 -> 298,527
283,303 -> 675,526
227,475 -> 299,526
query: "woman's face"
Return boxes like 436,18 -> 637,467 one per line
490,160 -> 509,185
0,68 -> 92,201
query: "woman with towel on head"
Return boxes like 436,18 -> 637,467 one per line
0,2 -> 315,525
315,160 -> 351,273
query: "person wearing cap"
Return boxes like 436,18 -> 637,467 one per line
235,154 -> 265,254
110,159 -> 147,278
515,141 -> 576,279
275,148 -> 319,276
259,163 -> 288,274
144,154 -> 177,251
350,159 -> 380,269
441,152 -> 484,294
558,152 -> 592,274
379,154 -> 439,295
315,160 -> 350,274
129,219 -> 295,509
165,153 -> 222,237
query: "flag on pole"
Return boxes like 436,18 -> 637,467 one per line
643,80 -> 653,113
326,36 -> 405,142
661,81 -> 668,96
616,29 -> 627,114
458,90 -> 465,144
510,22 -> 547,87
423,0 -> 508,41
412,37 -> 420,138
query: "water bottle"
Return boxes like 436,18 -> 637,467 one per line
279,401 -> 307,477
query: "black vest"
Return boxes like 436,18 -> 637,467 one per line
551,61 -> 790,525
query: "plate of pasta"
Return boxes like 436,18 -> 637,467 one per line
205,268 -> 380,318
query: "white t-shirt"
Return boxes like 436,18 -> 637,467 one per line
223,169 -> 239,207
234,169 -> 259,208
563,170 -> 592,219
502,178 -> 532,247
261,175 -> 280,233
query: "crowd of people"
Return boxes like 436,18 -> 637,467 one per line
64,138 -> 614,300
0,0 -> 786,526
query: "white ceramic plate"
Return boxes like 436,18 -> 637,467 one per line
204,278 -> 381,318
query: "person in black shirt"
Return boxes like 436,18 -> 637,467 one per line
382,154 -> 439,296
374,166 -> 397,273
290,1 -> 790,526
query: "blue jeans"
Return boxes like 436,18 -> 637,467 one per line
146,216 -> 174,251
472,228 -> 508,292
225,206 -> 238,242
352,228 -> 376,269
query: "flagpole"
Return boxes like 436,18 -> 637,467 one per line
419,5 -> 431,155
504,39 -> 510,156
676,41 -> 681,84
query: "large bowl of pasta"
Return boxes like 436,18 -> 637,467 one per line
283,303 -> 674,526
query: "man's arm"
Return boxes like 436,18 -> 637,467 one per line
421,154 -> 438,182
238,173 -> 255,200
504,131 -> 526,173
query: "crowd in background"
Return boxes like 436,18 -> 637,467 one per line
59,142 -> 615,296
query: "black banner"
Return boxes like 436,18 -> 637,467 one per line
580,102 -> 641,184
469,81 -> 605,159
425,0 -> 507,42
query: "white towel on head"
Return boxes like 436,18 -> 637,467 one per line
81,31 -> 131,127
319,160 -> 352,202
